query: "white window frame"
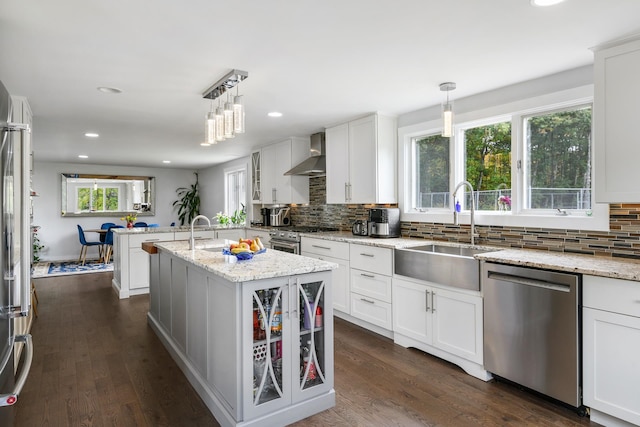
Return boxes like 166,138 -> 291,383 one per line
224,165 -> 247,216
399,84 -> 609,231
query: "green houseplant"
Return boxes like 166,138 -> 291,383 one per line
173,172 -> 200,226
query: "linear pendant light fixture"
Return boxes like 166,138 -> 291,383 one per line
202,69 -> 248,145
440,82 -> 456,138
204,100 -> 216,145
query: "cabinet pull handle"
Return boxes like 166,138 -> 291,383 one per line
360,298 -> 375,304
361,273 -> 375,278
272,188 -> 277,203
344,183 -> 349,202
425,290 -> 430,312
431,291 -> 436,313
360,253 -> 374,258
145,238 -> 160,242
348,183 -> 352,201
312,245 -> 331,250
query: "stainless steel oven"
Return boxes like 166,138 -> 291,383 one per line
269,239 -> 299,254
269,226 -> 339,255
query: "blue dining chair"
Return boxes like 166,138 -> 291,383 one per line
134,222 -> 148,227
100,222 -> 117,243
102,225 -> 124,263
77,224 -> 103,265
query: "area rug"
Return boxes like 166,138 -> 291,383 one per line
32,260 -> 113,278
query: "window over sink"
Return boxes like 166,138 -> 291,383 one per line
400,85 -> 608,231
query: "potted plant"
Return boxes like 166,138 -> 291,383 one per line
231,204 -> 247,225
32,226 -> 44,263
173,172 -> 200,226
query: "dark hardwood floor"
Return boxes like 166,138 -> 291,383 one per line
15,273 -> 598,426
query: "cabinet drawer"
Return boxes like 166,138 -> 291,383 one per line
584,275 -> 640,318
129,233 -> 168,248
301,237 -> 349,259
350,269 -> 391,303
350,293 -> 392,330
349,244 -> 392,276
174,230 -> 217,241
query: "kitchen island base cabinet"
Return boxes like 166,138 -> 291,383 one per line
392,277 -> 490,382
148,250 -> 335,427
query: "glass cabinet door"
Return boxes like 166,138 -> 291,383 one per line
296,278 -> 332,398
252,284 -> 286,406
251,151 -> 261,203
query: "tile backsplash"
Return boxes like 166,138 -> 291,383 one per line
289,177 -> 640,259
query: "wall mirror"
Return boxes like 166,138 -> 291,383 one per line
61,173 -> 155,217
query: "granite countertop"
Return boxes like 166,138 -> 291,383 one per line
474,249 -> 640,282
113,224 -> 245,235
153,239 -> 338,283
302,232 -> 640,282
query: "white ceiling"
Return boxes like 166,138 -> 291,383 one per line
1,0 -> 640,169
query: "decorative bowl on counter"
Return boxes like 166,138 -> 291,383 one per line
222,248 -> 266,261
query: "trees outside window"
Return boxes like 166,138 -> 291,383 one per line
525,106 -> 592,210
464,122 -> 512,211
414,134 -> 450,209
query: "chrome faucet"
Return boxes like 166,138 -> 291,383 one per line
190,214 -> 211,250
452,180 -> 477,246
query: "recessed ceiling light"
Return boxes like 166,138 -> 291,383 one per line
97,86 -> 123,94
78,155 -> 88,159
268,112 -> 283,118
84,132 -> 99,138
200,142 -> 212,147
530,0 -> 565,6
162,160 -> 171,164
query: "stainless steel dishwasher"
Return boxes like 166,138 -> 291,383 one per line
482,262 -> 583,410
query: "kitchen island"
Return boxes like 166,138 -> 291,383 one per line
145,239 -> 337,427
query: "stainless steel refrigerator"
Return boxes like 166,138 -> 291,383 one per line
0,79 -> 34,425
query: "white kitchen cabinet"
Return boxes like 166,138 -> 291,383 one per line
150,250 -> 335,426
349,244 -> 394,332
301,237 -> 350,314
594,36 -> 640,202
251,150 -> 261,203
173,229 -> 216,241
393,276 -> 487,380
242,273 -> 333,420
583,275 -> 640,427
260,137 -> 309,205
216,228 -> 246,241
325,113 -> 397,204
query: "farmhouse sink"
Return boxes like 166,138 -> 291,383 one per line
394,244 -> 496,291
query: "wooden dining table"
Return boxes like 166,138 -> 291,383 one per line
84,228 -> 111,263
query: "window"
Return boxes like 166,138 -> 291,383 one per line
226,167 -> 246,216
399,84 -> 606,230
524,106 -> 592,211
413,134 -> 450,209
76,186 -> 120,212
463,121 -> 511,211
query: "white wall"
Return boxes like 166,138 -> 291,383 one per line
398,65 -> 593,128
198,156 -> 250,222
33,161 -> 197,261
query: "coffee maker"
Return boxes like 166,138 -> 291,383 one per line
260,207 -> 271,226
368,208 -> 400,238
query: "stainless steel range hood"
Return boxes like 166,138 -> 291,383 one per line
284,132 -> 326,176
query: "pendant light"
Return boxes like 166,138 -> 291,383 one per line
233,86 -> 245,134
202,69 -> 248,143
224,91 -> 235,139
440,82 -> 456,138
215,98 -> 225,142
205,100 -> 216,145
